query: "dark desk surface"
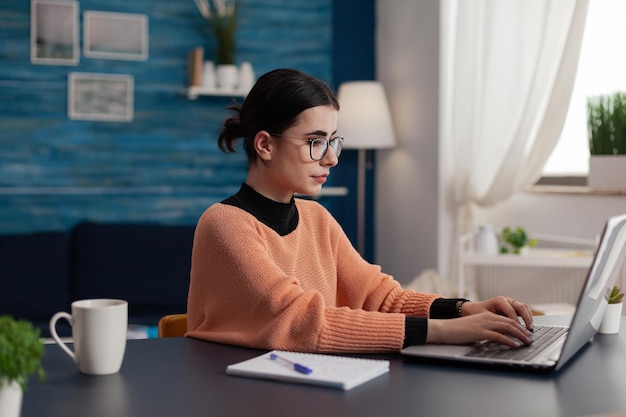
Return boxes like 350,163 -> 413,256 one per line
23,317 -> 626,417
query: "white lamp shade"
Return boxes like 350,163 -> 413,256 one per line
337,81 -> 396,149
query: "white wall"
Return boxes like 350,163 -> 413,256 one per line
479,192 -> 626,242
376,0 -> 440,284
376,0 -> 626,285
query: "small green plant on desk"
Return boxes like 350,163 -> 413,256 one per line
608,285 -> 624,304
499,227 -> 538,255
0,315 -> 45,391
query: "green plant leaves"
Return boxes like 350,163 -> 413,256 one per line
587,92 -> 626,155
0,316 -> 45,391
204,0 -> 241,65
608,285 -> 624,304
500,226 -> 537,255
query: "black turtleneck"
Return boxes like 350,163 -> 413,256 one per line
222,183 -> 299,236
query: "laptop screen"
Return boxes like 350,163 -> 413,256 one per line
557,214 -> 626,370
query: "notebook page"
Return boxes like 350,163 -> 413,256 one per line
226,350 -> 390,390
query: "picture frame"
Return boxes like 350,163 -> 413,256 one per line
31,0 -> 79,65
68,72 -> 134,122
83,11 -> 149,61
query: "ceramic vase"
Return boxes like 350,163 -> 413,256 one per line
474,225 -> 499,255
238,62 -> 255,94
0,379 -> 22,417
216,64 -> 239,91
598,303 -> 623,334
588,155 -> 626,190
201,61 -> 215,90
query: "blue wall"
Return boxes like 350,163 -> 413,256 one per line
332,0 -> 376,260
0,0 -> 377,259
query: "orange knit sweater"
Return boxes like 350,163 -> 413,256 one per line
186,198 -> 441,353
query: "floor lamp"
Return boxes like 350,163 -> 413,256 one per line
337,81 -> 396,257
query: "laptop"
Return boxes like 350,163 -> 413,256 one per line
402,213 -> 626,372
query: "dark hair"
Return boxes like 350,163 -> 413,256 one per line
217,68 -> 339,163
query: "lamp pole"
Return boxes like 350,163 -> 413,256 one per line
355,148 -> 366,256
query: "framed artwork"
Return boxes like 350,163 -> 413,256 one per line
31,0 -> 79,65
84,11 -> 149,61
68,72 -> 134,122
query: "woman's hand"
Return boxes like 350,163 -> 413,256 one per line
426,311 -> 533,348
462,296 -> 534,331
426,296 -> 535,347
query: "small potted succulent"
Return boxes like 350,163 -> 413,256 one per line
499,226 -> 538,255
0,315 -> 45,417
599,285 -> 624,334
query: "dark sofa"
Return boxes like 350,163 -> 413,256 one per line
1,222 -> 195,338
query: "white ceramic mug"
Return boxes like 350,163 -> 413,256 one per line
49,299 -> 128,375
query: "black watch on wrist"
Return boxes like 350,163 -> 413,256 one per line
457,299 -> 470,317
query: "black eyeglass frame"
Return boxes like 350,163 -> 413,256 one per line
270,133 -> 344,161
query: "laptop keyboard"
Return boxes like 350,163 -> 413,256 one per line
464,325 -> 569,362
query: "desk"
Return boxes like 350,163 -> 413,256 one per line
23,317 -> 626,417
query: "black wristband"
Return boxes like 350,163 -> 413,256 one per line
457,299 -> 470,317
403,316 -> 428,348
430,298 -> 469,319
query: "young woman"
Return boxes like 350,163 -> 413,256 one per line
186,68 -> 534,353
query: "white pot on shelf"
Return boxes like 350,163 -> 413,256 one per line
216,64 -> 239,91
201,61 -> 216,90
238,62 -> 255,94
473,224 -> 499,255
0,379 -> 23,417
588,155 -> 626,190
599,303 -> 623,334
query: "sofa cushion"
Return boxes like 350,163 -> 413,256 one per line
0,231 -> 70,328
70,222 -> 194,325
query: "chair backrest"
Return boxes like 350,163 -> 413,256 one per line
158,313 -> 188,338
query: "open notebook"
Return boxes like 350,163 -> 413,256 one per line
226,350 -> 389,390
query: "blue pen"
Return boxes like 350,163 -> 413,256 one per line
269,353 -> 313,374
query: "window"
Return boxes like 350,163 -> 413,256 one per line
542,0 -> 626,177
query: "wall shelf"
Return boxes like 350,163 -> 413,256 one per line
458,232 -> 596,297
186,86 -> 247,100
297,186 -> 349,199
461,249 -> 593,268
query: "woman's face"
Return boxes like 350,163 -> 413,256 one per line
252,104 -> 340,203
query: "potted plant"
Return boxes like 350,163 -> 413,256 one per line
599,285 -> 624,334
587,92 -> 626,190
193,0 -> 241,90
0,316 -> 45,417
499,226 -> 538,255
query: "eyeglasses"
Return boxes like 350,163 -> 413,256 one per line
271,134 -> 344,161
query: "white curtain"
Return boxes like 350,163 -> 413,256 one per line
440,0 -> 589,285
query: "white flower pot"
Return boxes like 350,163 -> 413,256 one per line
599,303 -> 623,334
216,64 -> 239,91
201,61 -> 215,89
238,62 -> 255,94
588,155 -> 626,190
474,225 -> 498,255
0,379 -> 23,417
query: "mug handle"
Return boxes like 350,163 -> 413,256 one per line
49,312 -> 78,364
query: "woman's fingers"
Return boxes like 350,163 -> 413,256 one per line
483,296 -> 535,332
428,312 -> 533,346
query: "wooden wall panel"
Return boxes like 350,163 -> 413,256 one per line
0,0 -> 332,233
